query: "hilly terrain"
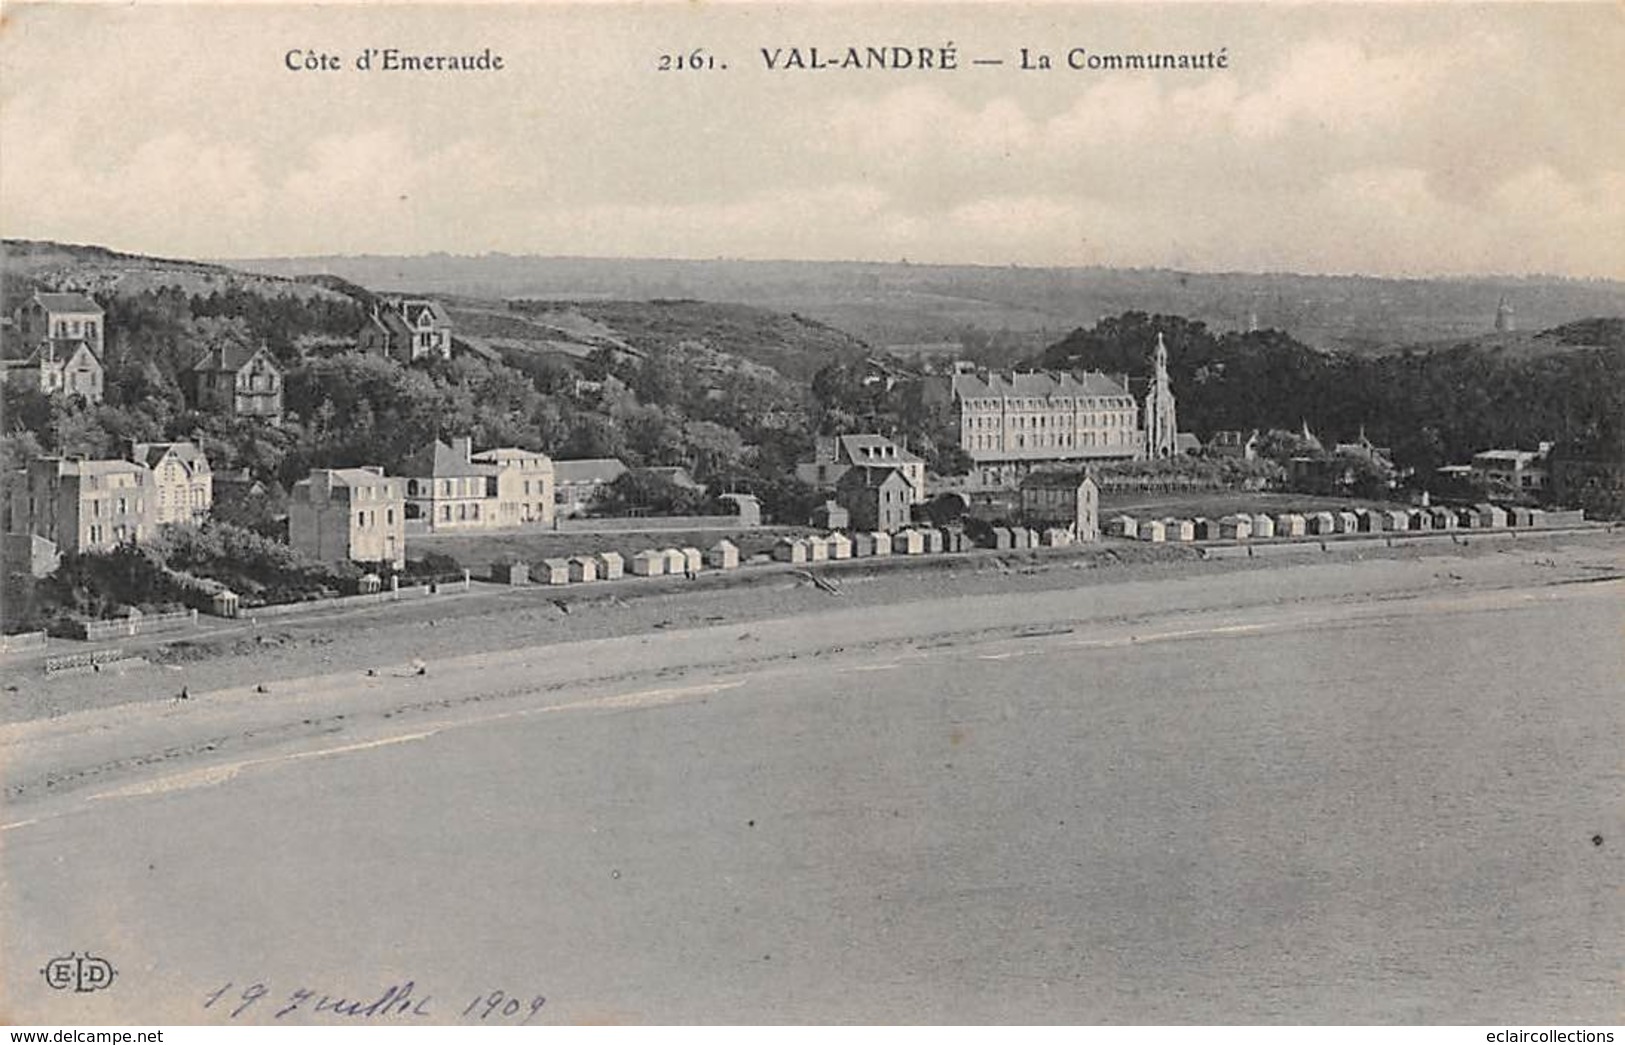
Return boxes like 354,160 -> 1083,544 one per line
226,252 -> 1625,361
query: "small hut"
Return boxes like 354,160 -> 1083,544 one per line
567,555 -> 599,583
772,537 -> 809,564
660,547 -> 688,574
945,528 -> 970,552
596,551 -> 625,580
680,546 -> 704,574
1275,513 -> 1307,538
1139,519 -> 1167,543
1250,513 -> 1276,538
210,589 -> 241,618
1428,507 -> 1457,530
825,532 -> 853,560
1191,517 -> 1217,541
1108,515 -> 1138,539
1336,511 -> 1360,534
895,529 -> 926,555
806,536 -> 829,562
1043,527 -> 1073,548
1164,518 -> 1196,542
992,526 -> 1015,549
852,532 -> 876,557
539,557 -> 572,585
1219,515 -> 1252,540
922,527 -> 945,554
871,531 -> 893,556
491,561 -> 529,585
707,540 -> 740,570
631,549 -> 665,576
1308,511 -> 1338,536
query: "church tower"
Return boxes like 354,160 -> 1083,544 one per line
1144,332 -> 1178,459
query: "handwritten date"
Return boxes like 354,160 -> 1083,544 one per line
203,980 -> 546,1024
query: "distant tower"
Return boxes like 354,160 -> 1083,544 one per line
1143,332 -> 1178,459
1494,295 -> 1515,333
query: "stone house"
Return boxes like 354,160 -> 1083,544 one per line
132,441 -> 213,525
186,343 -> 283,423
288,467 -> 405,569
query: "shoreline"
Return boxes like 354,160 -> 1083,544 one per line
5,529 -> 1621,729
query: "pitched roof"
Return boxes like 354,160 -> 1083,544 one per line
1020,469 -> 1093,490
34,292 -> 102,315
837,464 -> 910,491
399,299 -> 452,327
836,434 -> 923,466
132,441 -> 209,472
191,342 -> 276,374
554,458 -> 628,485
951,370 -> 1128,400
405,438 -> 491,478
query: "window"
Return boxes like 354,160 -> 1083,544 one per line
386,508 -> 395,524
358,511 -> 366,527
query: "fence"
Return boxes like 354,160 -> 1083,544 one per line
45,647 -> 133,676
75,609 -> 198,642
0,630 -> 48,656
240,574 -> 472,622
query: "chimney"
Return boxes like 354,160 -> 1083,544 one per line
453,435 -> 473,460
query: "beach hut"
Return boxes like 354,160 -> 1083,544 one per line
1377,509 -> 1406,531
1527,508 -> 1547,528
1354,508 -> 1377,533
539,557 -> 572,585
1191,517 -> 1217,541
1275,513 -> 1307,538
567,555 -> 599,583
1043,527 -> 1073,548
1219,515 -> 1252,540
596,551 -> 625,580
1009,526 -> 1030,550
210,589 -> 241,618
679,547 -> 704,574
1336,511 -> 1360,534
1425,507 -> 1453,530
491,561 -> 529,585
357,573 -> 383,595
707,539 -> 740,570
1507,506 -> 1533,527
922,527 -> 945,554
806,535 -> 829,562
871,531 -> 893,556
1250,513 -> 1275,538
1478,504 -> 1508,528
1107,515 -> 1138,539
656,547 -> 684,574
1405,509 -> 1428,531
1139,519 -> 1167,543
826,532 -> 853,560
631,549 -> 665,576
773,537 -> 807,564
895,529 -> 926,555
945,528 -> 970,553
852,532 -> 875,557
1164,518 -> 1196,542
1025,528 -> 1043,548
1307,511 -> 1337,536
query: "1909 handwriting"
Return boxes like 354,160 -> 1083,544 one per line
203,980 -> 546,1024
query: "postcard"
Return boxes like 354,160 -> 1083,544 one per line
2,0 -> 1622,1027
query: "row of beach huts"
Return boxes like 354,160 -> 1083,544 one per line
1106,503 -> 1582,543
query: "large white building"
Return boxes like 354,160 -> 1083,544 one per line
949,370 -> 1143,487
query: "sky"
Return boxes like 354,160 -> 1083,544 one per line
2,2 -> 1623,279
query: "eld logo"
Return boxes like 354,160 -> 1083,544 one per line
41,952 -> 117,993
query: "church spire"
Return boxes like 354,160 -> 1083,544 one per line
1144,331 -> 1178,459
